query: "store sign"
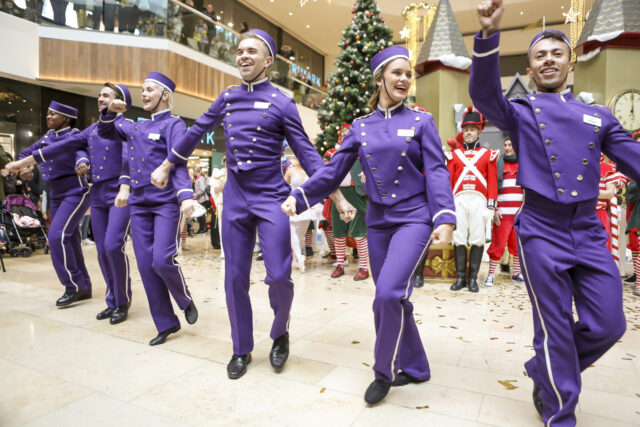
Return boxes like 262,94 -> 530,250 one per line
290,63 -> 321,87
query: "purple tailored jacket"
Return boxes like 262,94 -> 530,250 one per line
20,127 -> 88,198
167,78 -> 324,179
470,31 -> 640,203
292,104 -> 457,229
35,121 -> 130,185
98,109 -> 193,204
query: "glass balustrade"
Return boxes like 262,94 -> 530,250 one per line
1,0 -> 326,109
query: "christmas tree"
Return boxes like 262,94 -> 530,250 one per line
315,0 -> 394,152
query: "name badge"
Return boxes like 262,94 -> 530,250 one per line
254,102 -> 271,109
583,114 -> 602,127
397,129 -> 415,137
148,133 -> 161,141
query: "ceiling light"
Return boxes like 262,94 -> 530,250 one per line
306,25 -> 310,28
289,12 -> 293,16
228,22 -> 234,27
520,11 -> 524,15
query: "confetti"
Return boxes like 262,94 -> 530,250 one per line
362,362 -> 370,367
498,380 -> 519,390
320,387 -> 326,393
416,405 -> 430,409
490,337 -> 498,340
351,340 -> 360,344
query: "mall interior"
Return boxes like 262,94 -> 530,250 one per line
1,0 -> 640,425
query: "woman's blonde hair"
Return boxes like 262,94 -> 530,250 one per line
367,66 -> 385,110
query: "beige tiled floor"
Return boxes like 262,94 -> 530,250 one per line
1,235 -> 639,426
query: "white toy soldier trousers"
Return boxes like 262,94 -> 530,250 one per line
453,192 -> 487,246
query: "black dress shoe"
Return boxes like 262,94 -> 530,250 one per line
109,303 -> 130,325
96,307 -> 114,320
533,385 -> 543,417
269,332 -> 289,371
56,290 -> 91,307
149,325 -> 181,346
364,380 -> 391,405
392,372 -> 424,387
184,301 -> 198,324
227,353 -> 252,379
305,246 -> 314,257
624,273 -> 636,284
467,278 -> 480,293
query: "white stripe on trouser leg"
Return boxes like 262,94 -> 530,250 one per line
122,220 -> 131,303
172,212 -> 191,301
517,233 -> 563,427
389,237 -> 432,382
60,190 -> 89,292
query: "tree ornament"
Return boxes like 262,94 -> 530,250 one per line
345,41 -> 349,46
361,83 -> 366,88
356,35 -> 360,41
369,12 -> 373,17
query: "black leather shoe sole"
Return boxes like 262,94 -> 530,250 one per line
185,301 -> 198,325
149,325 -> 181,346
227,353 -> 252,379
96,307 -> 114,320
364,380 -> 391,405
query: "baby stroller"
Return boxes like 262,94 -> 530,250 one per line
1,194 -> 49,257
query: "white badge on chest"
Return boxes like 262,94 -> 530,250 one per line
254,102 -> 271,109
583,114 -> 602,127
397,129 -> 415,137
148,133 -> 161,141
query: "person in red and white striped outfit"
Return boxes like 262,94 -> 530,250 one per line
625,131 -> 640,295
596,155 -> 620,251
485,137 -> 524,286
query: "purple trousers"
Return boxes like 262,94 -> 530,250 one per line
90,180 -> 131,308
49,189 -> 92,293
515,190 -> 626,427
222,169 -> 293,356
368,222 -> 432,383
129,197 -> 192,333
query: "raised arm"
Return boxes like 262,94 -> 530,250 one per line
601,109 -> 640,185
470,0 -> 517,133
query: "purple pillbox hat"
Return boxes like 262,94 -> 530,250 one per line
48,101 -> 78,119
528,30 -> 572,56
115,83 -> 132,110
247,29 -> 277,58
145,72 -> 176,94
370,46 -> 410,74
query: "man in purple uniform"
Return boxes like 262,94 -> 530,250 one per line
8,83 -> 134,324
472,1 -> 640,425
14,101 -> 93,307
149,30 -> 354,378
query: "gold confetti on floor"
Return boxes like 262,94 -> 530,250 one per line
498,380 -> 519,390
416,405 -> 430,409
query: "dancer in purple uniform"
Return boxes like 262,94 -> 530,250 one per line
282,46 -> 456,405
473,1 -> 640,425
11,101 -> 92,307
99,72 -> 198,346
8,83 -> 134,324
149,30 -> 355,379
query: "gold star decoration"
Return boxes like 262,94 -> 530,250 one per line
399,26 -> 410,40
563,6 -> 579,24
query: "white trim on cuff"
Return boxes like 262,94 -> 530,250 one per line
297,187 -> 312,211
177,189 -> 193,195
432,209 -> 456,223
119,175 -> 130,180
472,47 -> 500,58
171,148 -> 188,161
75,158 -> 89,165
38,148 -> 46,162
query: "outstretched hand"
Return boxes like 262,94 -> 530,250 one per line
477,0 -> 504,37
